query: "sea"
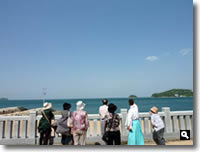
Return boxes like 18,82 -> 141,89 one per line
0,97 -> 193,114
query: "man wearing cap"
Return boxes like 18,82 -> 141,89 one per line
150,106 -> 165,145
99,99 -> 109,137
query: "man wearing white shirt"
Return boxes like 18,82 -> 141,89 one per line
125,99 -> 144,145
99,99 -> 108,136
150,106 -> 165,145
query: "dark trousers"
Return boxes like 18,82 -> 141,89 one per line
61,134 -> 73,145
39,128 -> 52,145
107,131 -> 121,145
153,128 -> 165,145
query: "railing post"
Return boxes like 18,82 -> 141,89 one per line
29,111 -> 37,144
120,109 -> 128,137
0,120 -> 5,139
162,107 -> 172,133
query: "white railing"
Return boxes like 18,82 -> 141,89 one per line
0,107 -> 193,145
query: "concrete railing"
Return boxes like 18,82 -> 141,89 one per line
0,107 -> 193,145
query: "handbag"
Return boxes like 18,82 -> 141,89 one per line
102,131 -> 109,143
67,111 -> 72,128
102,114 -> 115,143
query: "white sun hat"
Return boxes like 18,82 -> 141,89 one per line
42,102 -> 52,110
76,101 -> 86,110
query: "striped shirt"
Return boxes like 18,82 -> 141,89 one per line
151,113 -> 165,132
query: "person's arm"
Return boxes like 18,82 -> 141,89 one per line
99,107 -> 102,117
116,114 -> 120,127
50,111 -> 55,125
85,112 -> 89,130
104,116 -> 108,132
50,111 -> 55,120
71,112 -> 74,128
151,115 -> 157,128
125,109 -> 133,130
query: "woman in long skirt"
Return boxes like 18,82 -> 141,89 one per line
125,99 -> 144,145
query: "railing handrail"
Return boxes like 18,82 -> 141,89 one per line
0,110 -> 193,120
0,108 -> 193,145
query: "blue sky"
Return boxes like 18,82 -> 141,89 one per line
0,0 -> 193,99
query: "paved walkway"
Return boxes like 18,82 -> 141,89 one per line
144,140 -> 193,145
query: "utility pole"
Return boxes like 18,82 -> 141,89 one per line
42,88 -> 47,104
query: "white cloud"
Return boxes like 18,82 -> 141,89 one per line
145,56 -> 158,62
179,48 -> 192,56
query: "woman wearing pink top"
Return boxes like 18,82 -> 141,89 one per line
71,101 -> 89,145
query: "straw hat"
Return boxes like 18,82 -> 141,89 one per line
42,102 -> 52,110
76,101 -> 85,110
150,106 -> 158,113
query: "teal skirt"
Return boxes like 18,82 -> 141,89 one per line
128,120 -> 144,145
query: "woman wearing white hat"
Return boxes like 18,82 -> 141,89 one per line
38,102 -> 54,145
71,101 -> 89,145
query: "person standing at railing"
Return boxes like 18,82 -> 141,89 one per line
71,101 -> 89,145
38,102 -> 55,145
103,103 -> 121,145
99,99 -> 109,137
125,99 -> 144,145
149,106 -> 165,145
54,103 -> 73,145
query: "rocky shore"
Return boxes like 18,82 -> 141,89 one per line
0,106 -> 55,116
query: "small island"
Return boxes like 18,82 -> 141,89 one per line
152,89 -> 193,97
129,95 -> 137,98
0,98 -> 8,101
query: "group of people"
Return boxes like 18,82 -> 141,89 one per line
38,98 -> 165,145
38,100 -> 88,145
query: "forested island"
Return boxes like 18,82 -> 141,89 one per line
152,89 -> 193,97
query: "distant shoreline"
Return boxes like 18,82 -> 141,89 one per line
0,96 -> 193,101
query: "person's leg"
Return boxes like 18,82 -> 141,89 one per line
100,120 -> 105,136
70,134 -> 74,145
107,132 -> 114,145
65,135 -> 72,145
61,135 -> 66,145
61,135 -> 71,145
39,133 -> 44,145
157,128 -> 165,145
114,131 -> 121,145
43,131 -> 49,145
79,130 -> 87,145
73,130 -> 80,145
153,131 -> 159,145
43,128 -> 51,145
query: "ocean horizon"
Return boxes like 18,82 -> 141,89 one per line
0,97 -> 193,114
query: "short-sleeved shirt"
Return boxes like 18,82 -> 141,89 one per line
104,113 -> 120,132
99,105 -> 108,119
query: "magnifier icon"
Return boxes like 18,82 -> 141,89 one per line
181,131 -> 189,139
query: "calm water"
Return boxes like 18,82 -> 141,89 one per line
0,97 -> 193,114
